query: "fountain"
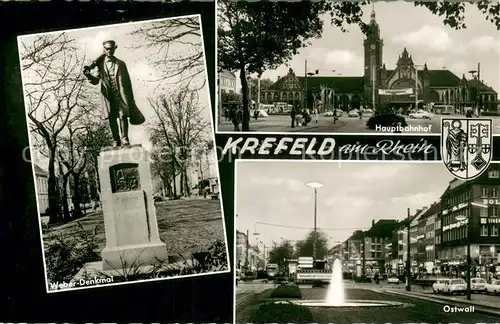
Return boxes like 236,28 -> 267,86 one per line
288,259 -> 405,308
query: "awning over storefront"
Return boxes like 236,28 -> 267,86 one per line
379,88 -> 413,95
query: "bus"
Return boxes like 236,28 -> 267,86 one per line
258,103 -> 274,113
432,104 -> 454,115
266,263 -> 279,279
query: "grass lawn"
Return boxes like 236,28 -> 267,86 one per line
43,198 -> 225,260
236,289 -> 274,323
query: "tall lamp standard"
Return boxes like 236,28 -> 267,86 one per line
456,213 -> 471,300
305,181 -> 324,264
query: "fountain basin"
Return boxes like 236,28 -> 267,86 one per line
275,300 -> 404,308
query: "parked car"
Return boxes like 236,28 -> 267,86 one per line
387,276 -> 400,284
485,279 -> 500,295
441,279 -> 467,295
347,109 -> 359,117
471,278 -> 487,293
236,269 -> 241,286
323,111 -> 334,117
432,278 -> 449,294
409,109 -> 432,119
366,114 -> 408,130
362,108 -> 373,114
250,109 -> 268,118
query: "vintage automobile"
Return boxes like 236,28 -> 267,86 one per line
324,109 -> 343,117
432,278 -> 450,293
485,279 -> 500,295
441,279 -> 467,295
471,277 -> 487,293
347,109 -> 360,117
387,276 -> 400,284
409,109 -> 433,119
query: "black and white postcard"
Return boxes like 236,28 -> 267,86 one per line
217,1 -> 499,135
234,160 -> 500,323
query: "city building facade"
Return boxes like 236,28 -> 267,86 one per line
344,230 -> 365,274
417,202 -> 441,274
260,9 -> 498,114
35,164 -> 49,215
359,219 -> 399,274
338,166 -> 500,279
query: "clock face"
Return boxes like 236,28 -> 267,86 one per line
370,44 -> 376,50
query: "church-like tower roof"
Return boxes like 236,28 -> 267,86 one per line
396,48 -> 414,66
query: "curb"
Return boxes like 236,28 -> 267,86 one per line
377,289 -> 500,317
288,120 -> 347,132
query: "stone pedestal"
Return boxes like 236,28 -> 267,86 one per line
98,144 -> 168,271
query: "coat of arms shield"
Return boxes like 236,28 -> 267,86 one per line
441,118 -> 493,180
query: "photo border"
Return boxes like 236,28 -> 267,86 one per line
214,3 -> 500,138
231,159 -> 500,322
18,13 -> 231,294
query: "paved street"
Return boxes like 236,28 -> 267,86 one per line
236,281 -> 275,307
218,115 -> 500,134
235,281 -> 500,323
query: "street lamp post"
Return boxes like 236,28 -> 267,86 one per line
406,207 -> 411,291
370,48 -> 376,114
305,181 -> 324,264
304,59 -> 319,110
456,214 -> 471,300
468,64 -> 481,116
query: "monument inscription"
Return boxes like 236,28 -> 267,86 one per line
110,163 -> 140,193
98,145 -> 168,271
112,192 -> 150,246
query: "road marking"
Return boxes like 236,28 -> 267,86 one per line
377,288 -> 500,317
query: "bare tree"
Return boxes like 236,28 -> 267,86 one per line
148,89 -> 210,198
20,33 -> 91,223
130,16 -> 205,90
57,159 -> 73,221
193,138 -> 215,197
57,123 -> 88,219
150,130 -> 178,199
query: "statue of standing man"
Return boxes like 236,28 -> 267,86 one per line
83,40 -> 145,147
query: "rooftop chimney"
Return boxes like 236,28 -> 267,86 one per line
372,219 -> 375,226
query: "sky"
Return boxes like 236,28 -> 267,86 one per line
18,15 -> 212,170
236,161 -> 453,249
236,2 -> 499,93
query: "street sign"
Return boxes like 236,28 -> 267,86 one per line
378,88 -> 414,95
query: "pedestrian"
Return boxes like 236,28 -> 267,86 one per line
291,106 -> 296,128
359,109 -> 363,119
333,109 -> 337,124
254,109 -> 258,121
231,106 -> 240,131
